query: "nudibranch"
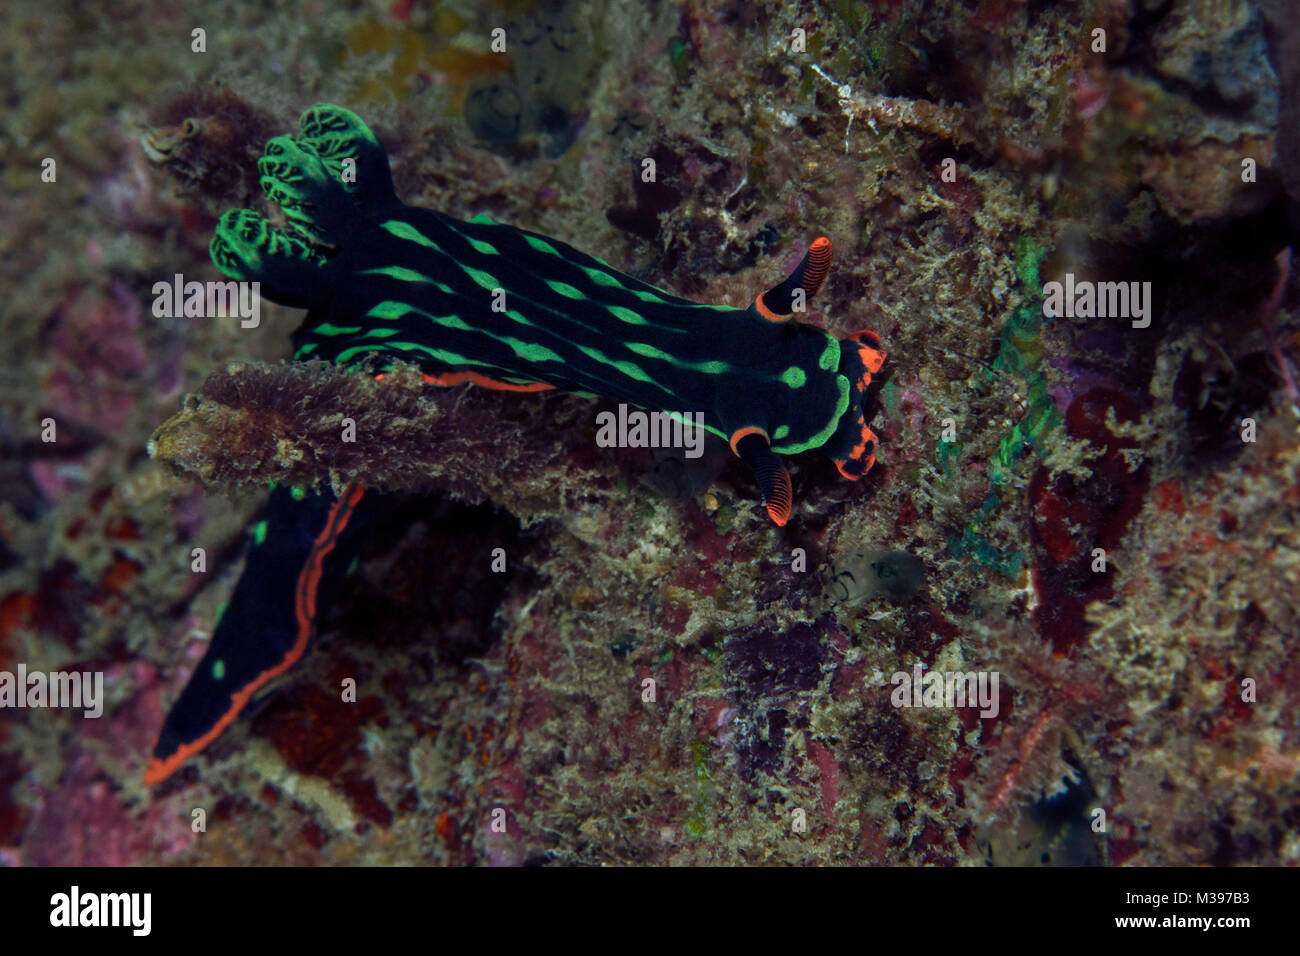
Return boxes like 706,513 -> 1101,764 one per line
144,104 -> 884,787
213,105 -> 886,520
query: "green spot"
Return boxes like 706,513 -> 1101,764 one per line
624,341 -> 728,374
818,336 -> 840,371
212,659 -> 226,681
460,263 -> 500,291
290,486 -> 307,501
367,302 -> 474,336
577,345 -> 654,383
780,365 -> 807,388
334,344 -> 387,363
606,305 -> 650,326
629,289 -> 668,304
775,376 -> 850,454
366,301 -> 408,320
438,315 -> 475,333
522,234 -> 561,257
773,424 -> 790,441
463,235 -> 499,255
546,279 -> 586,300
468,212 -> 496,225
659,409 -> 724,440
252,520 -> 269,547
502,337 -> 562,363
312,322 -> 362,336
624,341 -> 673,361
380,219 -> 441,251
359,266 -> 451,293
580,266 -> 625,289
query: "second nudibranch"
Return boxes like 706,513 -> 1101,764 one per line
210,104 -> 886,526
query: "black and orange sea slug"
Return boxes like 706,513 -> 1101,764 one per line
145,104 -> 885,786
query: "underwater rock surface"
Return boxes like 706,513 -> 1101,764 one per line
1,0 -> 1298,867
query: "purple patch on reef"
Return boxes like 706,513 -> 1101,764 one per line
1048,326 -> 1140,415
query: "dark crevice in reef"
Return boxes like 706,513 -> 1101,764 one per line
1052,196 -> 1294,435
326,494 -> 527,668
